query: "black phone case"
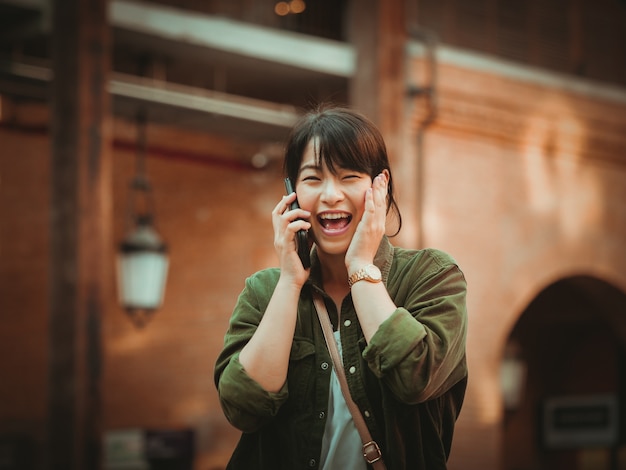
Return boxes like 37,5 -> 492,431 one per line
284,178 -> 311,269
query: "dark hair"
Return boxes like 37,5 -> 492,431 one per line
283,104 -> 402,235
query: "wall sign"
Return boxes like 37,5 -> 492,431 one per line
542,394 -> 619,448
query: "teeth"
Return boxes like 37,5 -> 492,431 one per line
320,213 -> 349,220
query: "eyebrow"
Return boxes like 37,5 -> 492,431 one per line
299,163 -> 322,172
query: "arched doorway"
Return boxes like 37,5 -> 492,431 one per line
501,276 -> 626,470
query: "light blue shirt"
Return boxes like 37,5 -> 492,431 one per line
320,331 -> 367,470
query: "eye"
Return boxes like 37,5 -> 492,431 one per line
301,175 -> 320,182
341,172 -> 364,181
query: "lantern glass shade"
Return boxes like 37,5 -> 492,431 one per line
117,219 -> 169,312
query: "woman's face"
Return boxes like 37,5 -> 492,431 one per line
295,139 -> 373,256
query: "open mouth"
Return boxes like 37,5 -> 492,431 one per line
318,212 -> 352,232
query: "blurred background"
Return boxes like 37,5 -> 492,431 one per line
0,0 -> 625,469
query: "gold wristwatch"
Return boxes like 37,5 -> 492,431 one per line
348,264 -> 382,287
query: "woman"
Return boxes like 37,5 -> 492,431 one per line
214,105 -> 468,470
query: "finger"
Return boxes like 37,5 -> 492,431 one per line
288,219 -> 311,233
273,192 -> 297,215
364,187 -> 375,213
364,176 -> 382,211
372,174 -> 388,209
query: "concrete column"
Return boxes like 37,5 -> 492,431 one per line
48,0 -> 111,469
348,0 -> 408,123
347,0 -> 417,246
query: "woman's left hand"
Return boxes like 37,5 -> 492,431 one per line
345,172 -> 388,272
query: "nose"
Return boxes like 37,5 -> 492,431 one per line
320,177 -> 344,205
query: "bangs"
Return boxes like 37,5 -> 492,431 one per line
283,105 -> 387,183
311,115 -> 381,177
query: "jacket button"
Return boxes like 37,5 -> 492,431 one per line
349,366 -> 356,374
321,362 -> 329,370
344,319 -> 351,327
308,458 -> 317,467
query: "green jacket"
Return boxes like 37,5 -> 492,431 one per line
214,237 -> 468,470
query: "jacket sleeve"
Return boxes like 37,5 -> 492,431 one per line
213,270 -> 289,432
362,249 -> 468,404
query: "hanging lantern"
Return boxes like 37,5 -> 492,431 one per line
117,110 -> 169,328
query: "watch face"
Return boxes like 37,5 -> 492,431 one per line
366,264 -> 382,281
349,264 -> 382,287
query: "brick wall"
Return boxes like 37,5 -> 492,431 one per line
417,56 -> 626,469
0,128 -> 50,454
0,117 -> 285,469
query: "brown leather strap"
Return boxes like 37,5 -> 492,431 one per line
313,292 -> 387,470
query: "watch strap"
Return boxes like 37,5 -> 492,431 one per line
348,264 -> 381,287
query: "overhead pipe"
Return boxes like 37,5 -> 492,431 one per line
0,117 -> 267,172
0,61 -> 298,169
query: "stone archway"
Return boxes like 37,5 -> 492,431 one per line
501,276 -> 626,470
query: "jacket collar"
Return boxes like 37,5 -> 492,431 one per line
307,236 -> 394,291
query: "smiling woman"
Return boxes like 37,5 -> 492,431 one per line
284,106 -> 402,236
214,104 -> 469,470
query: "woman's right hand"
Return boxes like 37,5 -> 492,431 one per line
237,192 -> 312,393
272,192 -> 311,286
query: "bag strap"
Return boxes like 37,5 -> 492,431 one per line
312,292 -> 387,470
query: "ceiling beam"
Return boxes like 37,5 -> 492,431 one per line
0,0 -> 356,77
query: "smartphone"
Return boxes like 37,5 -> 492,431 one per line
284,178 -> 311,269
